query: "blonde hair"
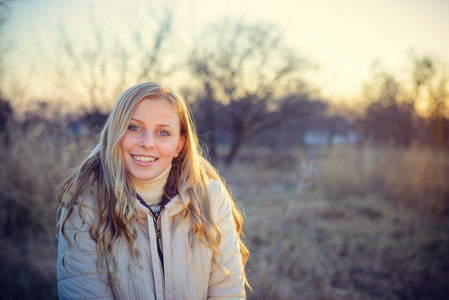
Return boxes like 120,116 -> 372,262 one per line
57,82 -> 249,287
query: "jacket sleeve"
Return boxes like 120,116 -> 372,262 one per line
57,197 -> 115,300
207,181 -> 246,299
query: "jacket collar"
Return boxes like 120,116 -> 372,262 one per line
136,174 -> 184,217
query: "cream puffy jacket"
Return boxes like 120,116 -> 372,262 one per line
57,180 -> 245,299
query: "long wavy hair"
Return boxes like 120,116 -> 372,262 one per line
57,82 -> 249,287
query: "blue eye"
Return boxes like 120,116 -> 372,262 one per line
159,130 -> 170,136
128,125 -> 140,131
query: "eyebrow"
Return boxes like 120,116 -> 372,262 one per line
130,118 -> 174,130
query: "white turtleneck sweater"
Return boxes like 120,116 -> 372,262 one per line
131,165 -> 171,212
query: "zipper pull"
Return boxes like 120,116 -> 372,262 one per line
154,225 -> 161,239
150,207 -> 166,240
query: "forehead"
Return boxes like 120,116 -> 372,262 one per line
131,97 -> 180,124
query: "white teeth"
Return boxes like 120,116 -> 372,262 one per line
133,155 -> 156,162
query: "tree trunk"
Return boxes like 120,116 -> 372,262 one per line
204,82 -> 217,161
205,98 -> 217,160
225,135 -> 244,166
225,122 -> 245,166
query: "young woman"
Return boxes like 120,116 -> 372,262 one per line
57,82 -> 249,299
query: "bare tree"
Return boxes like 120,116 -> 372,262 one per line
409,54 -> 449,149
0,0 -> 14,89
410,54 -> 449,119
189,20 -> 311,165
0,0 -> 16,143
43,6 -> 174,112
357,54 -> 449,148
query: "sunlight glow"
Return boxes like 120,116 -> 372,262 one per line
4,0 -> 449,107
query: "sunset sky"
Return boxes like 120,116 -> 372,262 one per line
4,0 -> 449,104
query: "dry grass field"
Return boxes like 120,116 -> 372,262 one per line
0,123 -> 448,299
221,145 -> 448,299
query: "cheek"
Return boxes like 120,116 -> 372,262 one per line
121,134 -> 133,151
158,140 -> 179,157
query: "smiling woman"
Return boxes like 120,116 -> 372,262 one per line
121,98 -> 185,181
56,82 -> 249,299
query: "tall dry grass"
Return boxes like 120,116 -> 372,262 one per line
0,122 -> 95,239
319,144 -> 448,220
0,120 -> 97,299
220,145 -> 448,299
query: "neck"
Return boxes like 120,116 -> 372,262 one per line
131,165 -> 171,206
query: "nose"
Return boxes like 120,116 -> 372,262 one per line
139,132 -> 155,149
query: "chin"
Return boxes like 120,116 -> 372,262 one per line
137,174 -> 156,181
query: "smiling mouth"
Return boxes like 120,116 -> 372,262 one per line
132,155 -> 158,163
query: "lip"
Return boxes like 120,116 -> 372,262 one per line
131,154 -> 159,166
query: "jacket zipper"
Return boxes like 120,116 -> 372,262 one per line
149,207 -> 166,238
149,207 -> 167,271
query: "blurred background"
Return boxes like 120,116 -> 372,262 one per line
0,0 -> 448,299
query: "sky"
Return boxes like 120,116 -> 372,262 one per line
3,0 -> 449,105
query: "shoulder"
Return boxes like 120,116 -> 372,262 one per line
206,179 -> 224,195
206,179 -> 231,204
60,191 -> 98,227
75,191 -> 96,207
206,180 -> 233,221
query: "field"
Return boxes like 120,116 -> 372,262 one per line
223,146 -> 448,299
0,124 -> 448,299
